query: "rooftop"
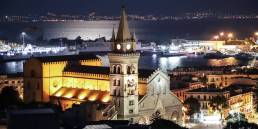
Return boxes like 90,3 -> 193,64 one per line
64,64 -> 155,79
187,84 -> 254,97
34,54 -> 99,62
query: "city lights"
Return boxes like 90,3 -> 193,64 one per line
2,1 -> 258,129
213,35 -> 219,40
228,33 -> 234,39
21,32 -> 26,46
220,32 -> 224,36
255,32 -> 258,37
101,95 -> 111,103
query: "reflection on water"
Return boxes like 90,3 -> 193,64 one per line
0,61 -> 25,74
140,55 -> 247,70
207,57 -> 238,66
0,55 -> 249,74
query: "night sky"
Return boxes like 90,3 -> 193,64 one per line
1,0 -> 258,15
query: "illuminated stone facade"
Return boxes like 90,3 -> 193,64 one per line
24,55 -> 102,103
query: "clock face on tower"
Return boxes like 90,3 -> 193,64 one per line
126,44 -> 131,50
117,44 -> 121,50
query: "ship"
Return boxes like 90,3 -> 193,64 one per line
203,51 -> 230,59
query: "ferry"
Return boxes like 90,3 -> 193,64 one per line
203,51 -> 230,59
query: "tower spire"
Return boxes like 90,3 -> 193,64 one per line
116,6 -> 131,41
111,24 -> 116,41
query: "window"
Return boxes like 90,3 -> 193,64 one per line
113,90 -> 116,96
113,79 -> 116,86
129,100 -> 134,106
127,66 -> 131,74
113,65 -> 116,74
129,109 -> 133,114
117,65 -> 121,74
117,80 -> 120,86
204,95 -> 206,101
31,70 -> 35,77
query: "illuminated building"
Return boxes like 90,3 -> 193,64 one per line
184,84 -> 254,119
0,73 -> 23,99
207,74 -> 258,88
24,6 -> 182,124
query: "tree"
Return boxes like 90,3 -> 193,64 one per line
150,110 -> 162,123
183,97 -> 201,117
0,86 -> 21,110
225,113 -> 247,123
224,121 -> 258,129
150,119 -> 188,129
209,96 -> 228,120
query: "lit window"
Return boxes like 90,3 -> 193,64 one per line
126,44 -> 131,50
117,44 -> 121,50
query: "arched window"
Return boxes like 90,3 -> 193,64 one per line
117,65 -> 121,74
127,66 -> 131,74
113,65 -> 116,74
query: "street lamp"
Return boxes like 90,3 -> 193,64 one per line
213,35 -> 219,40
228,33 -> 233,40
255,32 -> 258,37
21,32 -> 26,46
220,32 -> 224,36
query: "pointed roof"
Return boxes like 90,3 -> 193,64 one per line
116,6 -> 132,41
111,25 -> 116,41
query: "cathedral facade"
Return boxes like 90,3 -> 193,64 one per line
24,6 -> 182,124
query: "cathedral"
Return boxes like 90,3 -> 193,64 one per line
23,6 -> 182,124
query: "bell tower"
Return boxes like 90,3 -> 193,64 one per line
108,6 -> 140,120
